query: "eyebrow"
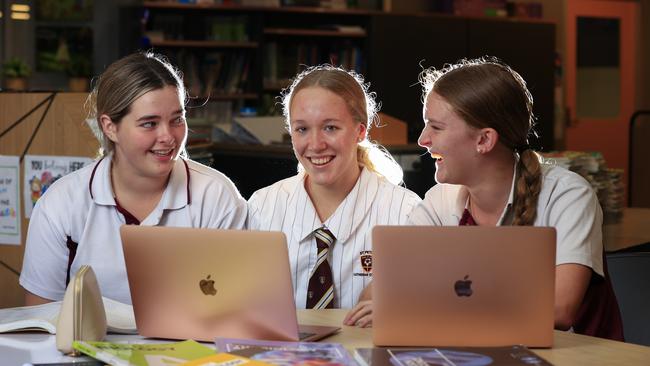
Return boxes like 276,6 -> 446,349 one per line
136,109 -> 184,122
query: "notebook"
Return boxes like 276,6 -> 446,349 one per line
372,225 -> 556,348
120,226 -> 339,342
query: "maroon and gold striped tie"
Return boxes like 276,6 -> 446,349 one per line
306,227 -> 335,309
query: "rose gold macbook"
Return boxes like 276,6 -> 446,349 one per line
120,226 -> 339,342
372,226 -> 556,348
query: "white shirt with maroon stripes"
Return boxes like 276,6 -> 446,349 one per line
19,155 -> 247,304
247,168 -> 421,309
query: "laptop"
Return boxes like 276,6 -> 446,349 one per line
120,226 -> 339,342
372,226 -> 556,348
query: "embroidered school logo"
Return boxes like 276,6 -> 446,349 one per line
354,251 -> 373,277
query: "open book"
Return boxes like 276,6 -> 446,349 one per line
0,297 -> 137,335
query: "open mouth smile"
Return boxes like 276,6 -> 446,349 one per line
150,148 -> 174,157
309,156 -> 333,166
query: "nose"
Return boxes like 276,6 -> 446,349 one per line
157,122 -> 174,144
309,130 -> 326,151
417,127 -> 431,148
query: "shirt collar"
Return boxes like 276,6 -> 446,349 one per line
88,156 -> 115,206
292,167 -> 379,244
88,155 -> 191,210
158,158 -> 191,210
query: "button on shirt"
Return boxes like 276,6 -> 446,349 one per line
407,163 -> 604,276
20,156 -> 247,304
248,168 -> 422,309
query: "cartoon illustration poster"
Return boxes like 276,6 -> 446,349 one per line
23,155 -> 93,219
0,156 -> 21,245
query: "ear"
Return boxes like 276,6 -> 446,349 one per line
475,127 -> 499,154
356,122 -> 367,143
99,114 -> 118,143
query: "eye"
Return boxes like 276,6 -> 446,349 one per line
428,123 -> 442,131
140,121 -> 156,128
173,116 -> 186,125
293,126 -> 306,134
324,125 -> 338,132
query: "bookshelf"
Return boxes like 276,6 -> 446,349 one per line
133,2 -> 375,122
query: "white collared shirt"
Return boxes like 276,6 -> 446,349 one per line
407,163 -> 604,276
20,155 -> 247,304
247,168 -> 422,309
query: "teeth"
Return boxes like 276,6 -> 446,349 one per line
151,149 -> 173,156
310,157 -> 332,165
430,153 -> 443,160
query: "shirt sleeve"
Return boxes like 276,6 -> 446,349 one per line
246,188 -> 268,230
543,172 -> 604,276
396,190 -> 423,224
200,175 -> 248,230
407,185 -> 447,226
19,194 -> 70,301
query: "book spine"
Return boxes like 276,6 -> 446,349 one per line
73,341 -> 131,366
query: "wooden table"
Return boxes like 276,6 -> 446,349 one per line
298,310 -> 650,366
603,207 -> 650,252
2,309 -> 650,365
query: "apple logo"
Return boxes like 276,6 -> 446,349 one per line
454,275 -> 473,297
199,275 -> 217,296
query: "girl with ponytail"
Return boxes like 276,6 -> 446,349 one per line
408,57 -> 623,340
248,65 -> 421,326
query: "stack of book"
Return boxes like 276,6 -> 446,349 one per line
541,151 -> 624,223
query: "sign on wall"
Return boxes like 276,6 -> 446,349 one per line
0,156 -> 21,245
23,155 -> 93,219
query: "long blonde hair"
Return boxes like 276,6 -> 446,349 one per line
420,57 -> 541,225
281,65 -> 403,185
86,52 -> 187,158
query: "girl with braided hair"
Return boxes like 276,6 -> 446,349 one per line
407,57 -> 623,340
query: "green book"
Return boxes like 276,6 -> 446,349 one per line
72,340 -> 216,366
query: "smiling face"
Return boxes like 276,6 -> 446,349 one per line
289,86 -> 366,191
418,91 -> 481,185
101,85 -> 186,181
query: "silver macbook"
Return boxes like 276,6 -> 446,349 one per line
120,226 -> 339,342
372,225 -> 556,348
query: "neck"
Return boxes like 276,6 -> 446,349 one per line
305,166 -> 362,223
111,156 -> 169,202
466,151 -> 516,225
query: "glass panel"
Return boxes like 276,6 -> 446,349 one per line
576,17 -> 620,119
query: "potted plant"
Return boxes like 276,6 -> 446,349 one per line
2,57 -> 31,91
66,55 -> 92,92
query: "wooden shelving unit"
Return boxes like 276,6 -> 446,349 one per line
263,28 -> 366,37
150,40 -> 259,48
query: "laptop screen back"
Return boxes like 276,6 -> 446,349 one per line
120,226 -> 299,342
372,225 -> 556,348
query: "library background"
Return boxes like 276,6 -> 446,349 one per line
1,0 -> 650,314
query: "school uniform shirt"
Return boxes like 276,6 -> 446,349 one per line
247,168 -> 422,309
19,155 -> 247,304
407,163 -> 603,275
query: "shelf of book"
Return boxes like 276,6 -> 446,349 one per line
263,28 -> 366,37
150,40 -> 259,48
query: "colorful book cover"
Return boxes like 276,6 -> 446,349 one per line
181,352 -> 274,366
214,337 -> 355,366
72,339 -> 215,366
354,346 -> 553,366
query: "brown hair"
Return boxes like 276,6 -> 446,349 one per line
281,65 -> 403,185
86,52 -> 187,157
420,57 -> 541,225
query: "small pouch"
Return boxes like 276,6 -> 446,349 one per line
56,265 -> 107,355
